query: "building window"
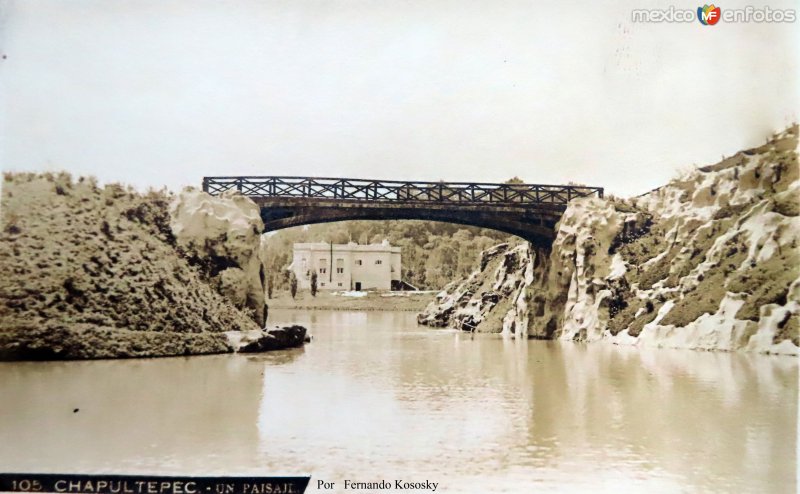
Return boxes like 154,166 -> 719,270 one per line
337,268 -> 344,274
375,260 -> 382,265
320,268 -> 327,274
338,283 -> 342,287
355,260 -> 362,265
320,282 -> 325,287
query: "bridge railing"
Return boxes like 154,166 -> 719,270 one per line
202,176 -> 603,206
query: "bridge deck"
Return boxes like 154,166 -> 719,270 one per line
202,176 -> 603,206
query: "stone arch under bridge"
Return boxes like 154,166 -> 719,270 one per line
202,176 -> 604,248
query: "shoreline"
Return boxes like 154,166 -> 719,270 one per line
270,305 -> 424,312
267,290 -> 436,313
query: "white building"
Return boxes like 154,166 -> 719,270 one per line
290,240 -> 401,291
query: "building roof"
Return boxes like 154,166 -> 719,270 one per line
293,241 -> 401,253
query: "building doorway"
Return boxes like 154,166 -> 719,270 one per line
354,282 -> 362,291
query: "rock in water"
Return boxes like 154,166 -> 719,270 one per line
228,326 -> 309,352
169,188 -> 268,326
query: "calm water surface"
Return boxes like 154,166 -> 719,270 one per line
1,310 -> 797,493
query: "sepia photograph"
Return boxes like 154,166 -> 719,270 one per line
0,1 -> 798,493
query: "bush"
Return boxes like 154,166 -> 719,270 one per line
661,269 -> 727,327
729,252 -> 799,321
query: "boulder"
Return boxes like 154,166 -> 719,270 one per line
227,325 -> 309,353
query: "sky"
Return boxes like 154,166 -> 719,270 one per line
1,0 -> 797,197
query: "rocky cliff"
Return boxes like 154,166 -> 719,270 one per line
169,187 -> 268,326
419,125 -> 799,355
417,243 -> 540,332
0,173 -> 266,359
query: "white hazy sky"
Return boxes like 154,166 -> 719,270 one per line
1,0 -> 797,196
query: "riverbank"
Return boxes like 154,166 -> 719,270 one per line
0,173 -> 274,360
268,290 -> 436,311
418,125 -> 799,355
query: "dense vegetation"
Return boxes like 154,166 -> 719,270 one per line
262,220 -> 519,292
0,173 -> 256,359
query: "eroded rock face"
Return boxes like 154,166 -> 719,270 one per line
528,197 -> 626,341
604,125 -> 800,355
169,188 -> 268,326
418,243 -> 543,333
419,125 -> 799,355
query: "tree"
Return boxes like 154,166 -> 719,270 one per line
310,271 -> 318,297
289,271 -> 298,299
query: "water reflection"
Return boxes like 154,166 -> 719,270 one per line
0,355 -> 264,474
0,310 -> 796,494
263,310 -> 797,493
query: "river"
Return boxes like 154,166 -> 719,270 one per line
0,310 -> 797,493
